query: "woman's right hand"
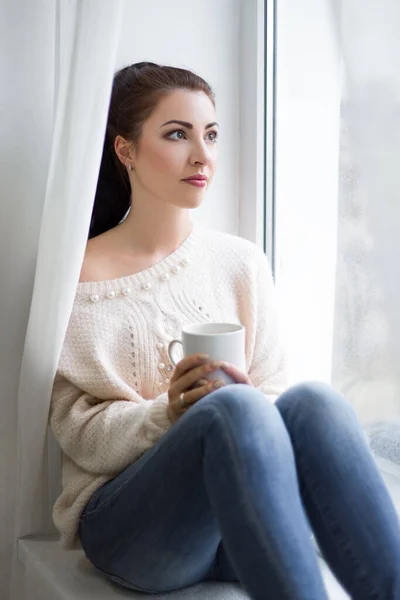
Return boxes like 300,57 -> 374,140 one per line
167,354 -> 226,424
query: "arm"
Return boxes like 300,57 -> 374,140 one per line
247,249 -> 289,402
49,374 -> 171,475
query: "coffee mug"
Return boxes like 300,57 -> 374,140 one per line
168,322 -> 246,386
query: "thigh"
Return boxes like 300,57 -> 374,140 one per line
79,394 -> 225,593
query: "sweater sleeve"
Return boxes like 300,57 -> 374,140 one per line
247,249 -> 289,402
49,374 -> 172,475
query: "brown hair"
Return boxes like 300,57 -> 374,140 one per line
89,62 -> 215,239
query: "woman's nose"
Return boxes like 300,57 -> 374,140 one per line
190,141 -> 213,166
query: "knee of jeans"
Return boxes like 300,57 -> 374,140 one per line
276,380 -> 353,422
185,385 -> 293,455
194,383 -> 275,426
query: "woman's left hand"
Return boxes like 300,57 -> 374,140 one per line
220,362 -> 253,386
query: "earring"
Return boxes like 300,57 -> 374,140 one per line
128,164 -> 132,171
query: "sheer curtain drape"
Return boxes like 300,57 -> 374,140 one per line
10,2 -> 125,598
331,0 -> 400,457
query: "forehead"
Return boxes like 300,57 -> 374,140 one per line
149,89 -> 216,127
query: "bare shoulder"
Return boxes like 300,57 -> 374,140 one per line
79,227 -> 167,283
79,233 -> 114,283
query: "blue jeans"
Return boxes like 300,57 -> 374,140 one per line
79,382 -> 400,599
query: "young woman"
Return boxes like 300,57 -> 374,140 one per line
49,62 -> 400,600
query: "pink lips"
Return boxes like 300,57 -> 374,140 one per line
183,179 -> 207,187
181,175 -> 208,188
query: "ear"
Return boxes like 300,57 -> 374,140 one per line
114,135 -> 134,168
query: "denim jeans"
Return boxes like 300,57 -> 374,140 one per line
79,382 -> 400,599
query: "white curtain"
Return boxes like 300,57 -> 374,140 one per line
9,1 -> 125,598
331,1 -> 400,451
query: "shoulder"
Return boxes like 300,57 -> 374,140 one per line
79,232 -> 114,283
197,226 -> 268,272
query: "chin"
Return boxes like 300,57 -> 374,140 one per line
174,194 -> 205,209
187,196 -> 205,208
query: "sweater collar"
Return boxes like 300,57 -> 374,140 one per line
77,222 -> 202,301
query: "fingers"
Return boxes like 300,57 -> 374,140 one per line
167,355 -> 251,424
179,379 -> 225,408
170,353 -> 210,385
220,363 -> 252,385
175,360 -> 225,393
187,378 -> 208,391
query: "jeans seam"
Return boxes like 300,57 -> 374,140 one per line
293,441 -> 381,599
81,477 -> 132,520
95,564 -> 161,593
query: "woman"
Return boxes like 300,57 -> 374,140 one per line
49,62 -> 400,599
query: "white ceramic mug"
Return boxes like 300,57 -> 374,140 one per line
168,322 -> 246,386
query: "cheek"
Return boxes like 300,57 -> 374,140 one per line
143,142 -> 182,175
209,152 -> 218,177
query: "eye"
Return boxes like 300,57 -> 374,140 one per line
206,130 -> 219,143
166,130 -> 186,141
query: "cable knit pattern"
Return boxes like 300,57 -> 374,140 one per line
49,223 -> 289,549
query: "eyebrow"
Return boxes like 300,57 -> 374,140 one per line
160,120 -> 219,130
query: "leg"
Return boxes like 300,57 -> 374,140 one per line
79,384 -> 329,599
276,381 -> 400,599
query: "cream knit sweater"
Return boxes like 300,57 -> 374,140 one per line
49,223 -> 288,549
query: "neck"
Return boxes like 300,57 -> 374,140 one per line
113,204 -> 193,256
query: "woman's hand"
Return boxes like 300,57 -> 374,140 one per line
167,354 -> 226,425
220,362 -> 253,386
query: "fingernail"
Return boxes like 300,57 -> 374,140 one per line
214,381 -> 224,388
198,354 -> 210,360
222,362 -> 230,368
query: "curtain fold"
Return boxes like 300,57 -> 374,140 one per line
10,1 -> 125,597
